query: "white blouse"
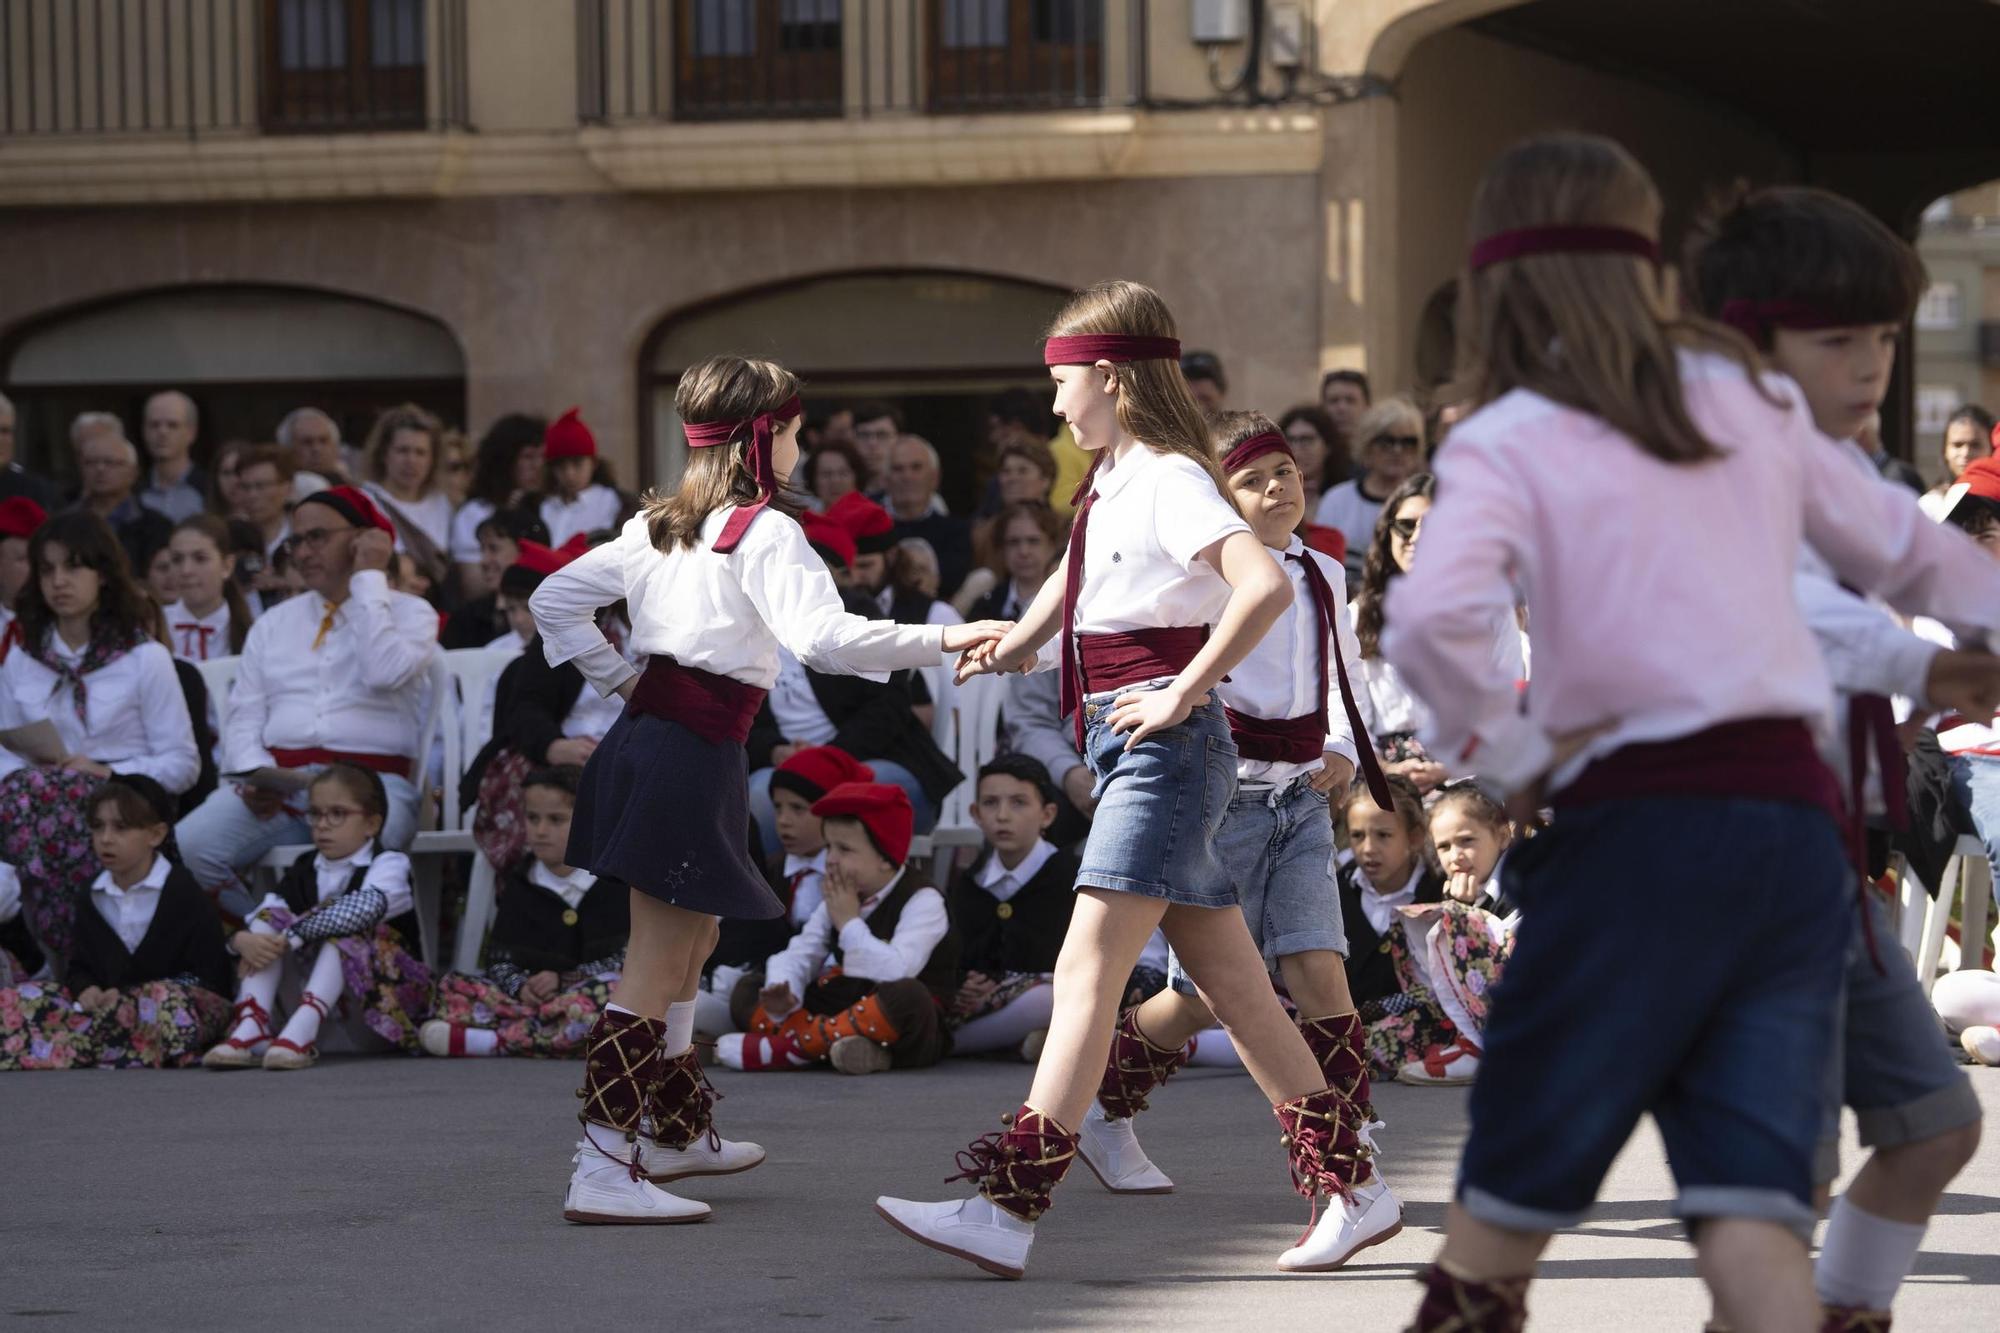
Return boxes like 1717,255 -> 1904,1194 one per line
541,485 -> 624,549
528,859 -> 597,909
90,854 -> 173,953
1217,537 -> 1361,784
1071,445 -> 1249,636
531,511 -> 945,697
364,483 -> 455,557
0,634 -> 200,792
162,600 -> 241,663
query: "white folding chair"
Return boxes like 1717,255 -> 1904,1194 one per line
451,852 -> 500,974
1903,834 -> 1997,996
194,655 -> 240,743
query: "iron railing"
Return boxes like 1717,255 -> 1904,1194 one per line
0,0 -> 469,138
578,0 -> 1148,124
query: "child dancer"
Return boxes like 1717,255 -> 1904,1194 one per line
0,776 -> 231,1069
945,754 -> 1080,1060
422,766 -> 628,1059
1385,133 -> 2000,1333
201,763 -> 432,1070
1686,184 -> 1998,1332
876,281 -> 1365,1279
1069,409 -> 1404,1272
528,355 -> 1005,1224
718,782 -> 956,1074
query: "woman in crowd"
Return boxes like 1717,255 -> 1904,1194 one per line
1920,405 -> 1996,521
161,515 -> 255,664
803,438 -> 867,513
362,403 -> 455,588
1278,404 -> 1347,513
965,440 -> 1061,606
1315,396 -> 1429,582
966,501 -> 1063,622
207,441 -> 251,520
451,413 -> 548,600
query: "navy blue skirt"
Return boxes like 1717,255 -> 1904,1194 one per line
566,708 -> 785,920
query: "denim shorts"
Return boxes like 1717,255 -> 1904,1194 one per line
1168,775 -> 1345,996
1458,796 -> 1852,1243
1816,889 -> 1981,1184
1074,689 -> 1239,908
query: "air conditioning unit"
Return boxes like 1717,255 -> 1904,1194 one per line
1192,0 -> 1249,45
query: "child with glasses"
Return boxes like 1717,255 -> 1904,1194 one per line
201,763 -> 432,1070
1313,395 -> 1430,584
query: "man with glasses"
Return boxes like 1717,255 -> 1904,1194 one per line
67,415 -> 174,579
175,486 -> 440,918
0,392 -> 58,510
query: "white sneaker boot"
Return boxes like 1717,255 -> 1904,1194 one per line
641,1123 -> 768,1184
1077,1103 -> 1174,1194
641,1046 -> 767,1182
874,1195 -> 1035,1279
563,1136 -> 711,1225
1277,1174 -> 1405,1271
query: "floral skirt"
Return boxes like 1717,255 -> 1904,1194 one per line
0,768 -> 104,964
1,979 -> 229,1070
264,907 -> 434,1052
946,971 -> 1048,1031
1360,902 -> 1512,1075
432,972 -> 616,1057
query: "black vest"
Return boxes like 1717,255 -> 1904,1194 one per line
948,847 -> 1079,980
65,864 -> 234,997
1336,861 -> 1443,1007
278,848 -> 422,944
487,859 -> 631,975
831,873 -> 959,1000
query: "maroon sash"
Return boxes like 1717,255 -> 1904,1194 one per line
628,658 -> 768,747
1225,710 -> 1325,764
1553,718 -> 1844,829
1077,627 -> 1209,699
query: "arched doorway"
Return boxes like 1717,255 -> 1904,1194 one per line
639,270 -> 1070,510
1,284 -> 466,482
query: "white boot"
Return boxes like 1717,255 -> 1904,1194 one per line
874,1195 -> 1035,1279
1076,1103 -> 1174,1194
563,1136 -> 711,1224
1276,1175 -> 1404,1272
642,1123 -> 768,1183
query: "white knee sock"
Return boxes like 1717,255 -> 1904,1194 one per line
439,1024 -> 501,1056
278,944 -> 345,1048
1185,1026 -> 1244,1069
1815,1197 -> 1925,1310
229,963 -> 282,1042
950,984 -> 1056,1055
663,1000 -> 696,1057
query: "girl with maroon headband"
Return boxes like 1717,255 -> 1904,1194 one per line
529,355 -> 1006,1226
875,281 -> 1371,1280
1386,133 -> 2000,1333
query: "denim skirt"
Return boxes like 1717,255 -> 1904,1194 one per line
1073,688 -> 1240,908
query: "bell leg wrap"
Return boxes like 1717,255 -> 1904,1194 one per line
948,1105 -> 1079,1223
1405,1262 -> 1530,1333
1298,1011 -> 1374,1121
645,1047 -> 722,1151
1095,1007 -> 1191,1120
576,1008 -> 667,1179
1275,1085 -> 1375,1205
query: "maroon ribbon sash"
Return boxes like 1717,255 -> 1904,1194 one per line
627,657 -> 769,747
1553,718 -> 1844,828
1290,550 -> 1393,809
1225,709 -> 1324,764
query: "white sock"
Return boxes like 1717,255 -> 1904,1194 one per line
230,961 -> 282,1042
1185,1027 -> 1244,1069
1815,1197 -> 1926,1310
950,983 -> 1055,1054
278,944 -> 344,1048
663,1000 -> 696,1057
447,1025 -> 501,1057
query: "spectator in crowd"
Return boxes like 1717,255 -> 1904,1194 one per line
0,775 -> 232,1068
68,417 -> 173,579
277,406 -> 350,490
821,406 -> 856,449
0,495 -> 46,642
886,539 -> 959,628
1002,665 -> 1095,846
1920,404 -> 1996,520
989,385 -> 1088,518
803,437 -> 867,512
884,435 -> 972,598
963,440 -> 1059,609
209,440 -> 250,518
1335,776 -> 1450,1077
851,401 -> 902,498
437,429 -> 474,509
162,514 -> 255,663
1319,369 -> 1371,448
1351,474 -> 1441,793
441,506 -> 549,650
138,391 -> 207,524
450,412 -> 547,598
1180,350 -> 1227,412
143,543 -> 180,605
1315,395 -> 1428,583
0,391 -> 59,510
968,500 -> 1062,622
539,408 -> 625,548
236,444 -> 295,570
174,486 -> 438,919
361,403 -> 454,585
0,512 -> 200,962
1278,404 -> 1349,511
1856,410 -> 1924,493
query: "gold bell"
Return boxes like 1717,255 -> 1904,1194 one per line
575,1087 -> 588,1099
1279,1133 -> 1294,1149
1000,1111 -> 1016,1126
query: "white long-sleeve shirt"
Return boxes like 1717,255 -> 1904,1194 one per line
529,510 -> 945,698
1383,352 -> 2000,796
0,635 -> 200,792
90,854 -> 174,953
761,870 -> 949,1000
221,570 -> 440,770
1217,537 -> 1361,784
251,844 -> 414,927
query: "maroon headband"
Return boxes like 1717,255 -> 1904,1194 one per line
684,395 -> 804,554
1468,225 -> 1659,272
1221,430 -> 1294,474
1043,334 -> 1182,366
1716,299 -> 1848,344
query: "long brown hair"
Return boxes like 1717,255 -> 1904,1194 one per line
364,403 -> 444,494
644,355 -> 804,552
1353,472 -> 1435,659
15,511 -> 161,651
170,513 -> 256,654
1452,133 -> 1760,465
1045,281 -> 1235,507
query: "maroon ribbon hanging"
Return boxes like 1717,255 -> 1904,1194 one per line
1468,224 -> 1659,272
1059,488 -> 1099,749
1289,550 -> 1393,811
683,394 -> 804,554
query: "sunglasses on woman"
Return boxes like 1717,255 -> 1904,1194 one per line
1389,517 -> 1423,541
1371,434 -> 1423,453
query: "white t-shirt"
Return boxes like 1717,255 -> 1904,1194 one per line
1071,446 -> 1248,635
767,648 -> 839,746
451,498 -> 497,567
1315,479 -> 1390,576
542,485 -> 624,549
365,483 -> 456,557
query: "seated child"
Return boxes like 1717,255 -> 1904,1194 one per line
717,783 -> 957,1075
1,776 -> 232,1069
201,763 -> 433,1069
1393,781 -> 1517,1086
945,755 -> 1079,1060
1336,775 -> 1454,1080
421,765 -> 628,1058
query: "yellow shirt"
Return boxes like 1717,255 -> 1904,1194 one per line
1049,422 -> 1090,517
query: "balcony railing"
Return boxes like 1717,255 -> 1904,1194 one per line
0,0 -> 469,139
578,0 -> 1148,125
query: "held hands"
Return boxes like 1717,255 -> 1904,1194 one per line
521,971 -> 560,1005
821,863 -> 862,929
941,620 -> 1014,658
1924,648 -> 2000,723
351,527 -> 395,573
952,971 -> 999,1019
236,784 -> 290,821
758,981 -> 799,1022
233,931 -> 287,976
76,986 -> 118,1015
1109,686 -> 1209,752
1310,754 -> 1357,795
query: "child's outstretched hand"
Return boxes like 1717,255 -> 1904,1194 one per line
941,621 -> 1014,656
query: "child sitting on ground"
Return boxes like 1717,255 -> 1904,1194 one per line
201,763 -> 432,1069
945,755 -> 1080,1061
717,783 -> 958,1075
1336,775 -> 1450,1080
421,766 -> 627,1058
1,776 -> 233,1069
